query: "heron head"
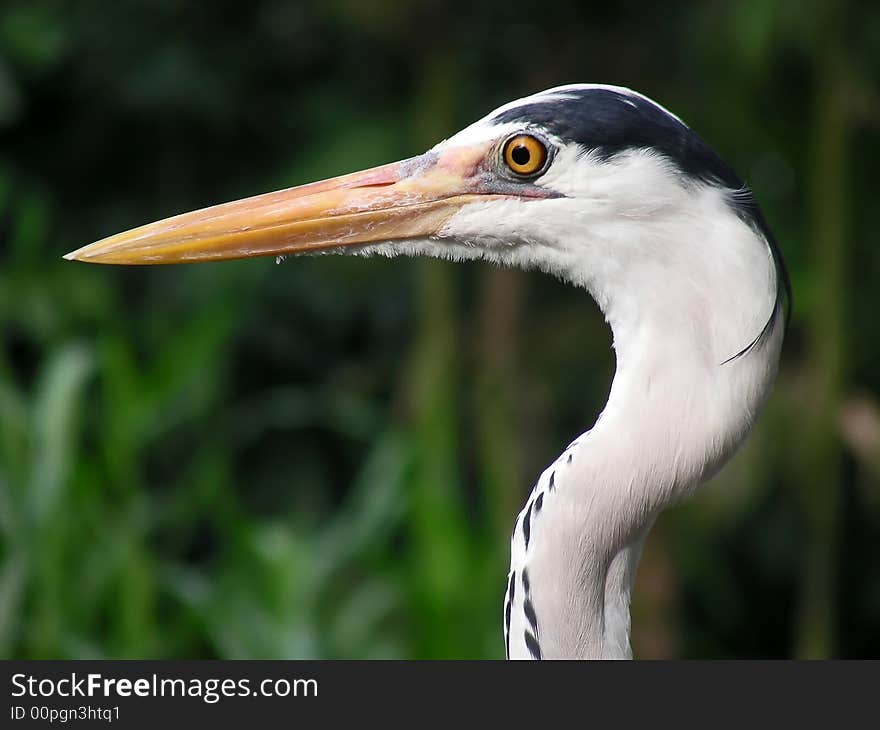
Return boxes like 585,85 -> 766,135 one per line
65,84 -> 787,362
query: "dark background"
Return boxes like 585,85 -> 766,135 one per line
1,0 -> 878,658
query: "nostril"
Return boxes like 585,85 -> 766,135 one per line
354,181 -> 397,189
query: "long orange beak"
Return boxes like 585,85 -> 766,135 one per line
65,143 -> 498,265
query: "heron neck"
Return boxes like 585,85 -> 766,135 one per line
513,270 -> 782,660
522,339 -> 709,660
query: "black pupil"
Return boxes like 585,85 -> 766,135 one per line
511,144 -> 531,166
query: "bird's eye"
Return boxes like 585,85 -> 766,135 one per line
502,134 -> 547,176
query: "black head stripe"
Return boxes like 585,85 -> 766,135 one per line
494,88 -> 741,188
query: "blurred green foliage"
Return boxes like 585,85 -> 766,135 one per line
0,0 -> 878,658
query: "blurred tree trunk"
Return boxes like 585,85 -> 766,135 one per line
474,267 -> 525,553
401,55 -> 475,657
794,33 -> 852,658
632,520 -> 680,658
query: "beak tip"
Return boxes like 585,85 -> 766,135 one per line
64,245 -> 100,262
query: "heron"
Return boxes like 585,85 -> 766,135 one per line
66,84 -> 789,659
